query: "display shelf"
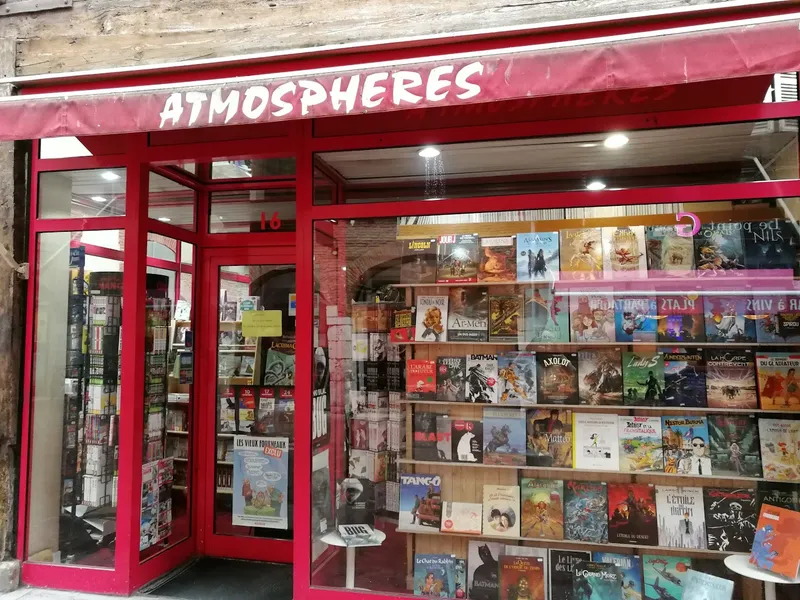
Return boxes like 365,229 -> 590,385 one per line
173,485 -> 187,491
172,457 -> 188,462
167,430 -> 188,435
217,433 -> 235,438
219,348 -> 257,354
396,340 -> 800,347
217,460 -> 233,465
217,487 -> 233,494
398,399 -> 787,414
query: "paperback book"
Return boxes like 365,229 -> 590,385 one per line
661,415 -> 711,476
570,292 -> 615,343
642,555 -> 692,600
489,295 -> 523,342
704,296 -> 757,343
615,296 -> 657,343
755,352 -> 800,410
662,349 -> 707,408
703,487 -> 756,552
758,418 -> 800,481
573,413 -> 620,471
526,409 -> 573,468
537,353 -> 579,405
398,473 -> 443,533
707,415 -> 762,478
498,351 -> 537,406
437,233 -> 480,283
592,553 -> 642,600
573,561 -> 623,600
436,415 -> 453,461
756,481 -> 800,512
407,359 -> 436,401
500,555 -> 546,600
607,483 -> 658,546
549,550 -> 592,600
704,350 -> 758,409
467,354 -> 499,404
414,553 -> 456,597
602,225 -> 647,279
452,419 -> 483,463
520,478 -> 564,540
742,218 -> 798,272
622,352 -> 664,406
560,228 -> 603,281
436,356 -> 467,402
412,412 -> 440,461
645,224 -> 695,276
401,238 -> 437,284
414,295 -> 449,342
480,236 -> 517,283
524,287 -> 569,343
618,416 -> 663,472
655,485 -> 706,549
563,480 -> 608,543
694,222 -> 747,275
448,287 -> 489,342
750,504 -> 800,579
469,540 -> 504,600
657,295 -> 705,343
483,485 -> 521,538
517,232 -> 560,282
484,407 -> 527,466
578,348 -> 623,406
440,501 -> 483,535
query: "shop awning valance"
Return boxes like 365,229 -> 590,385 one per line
1,13 -> 800,141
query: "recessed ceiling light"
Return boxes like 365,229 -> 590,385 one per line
157,216 -> 171,222
218,216 -> 224,220
603,133 -> 629,149
418,146 -> 441,158
341,266 -> 347,271
579,143 -> 599,148
586,180 -> 607,191
91,196 -> 107,203
101,171 -> 121,181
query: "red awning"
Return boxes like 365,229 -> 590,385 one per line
1,13 -> 799,141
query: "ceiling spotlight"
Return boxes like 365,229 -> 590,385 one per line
341,266 -> 347,271
586,180 -> 607,191
579,143 -> 599,148
101,171 -> 121,181
603,133 -> 629,149
418,146 -> 441,158
91,196 -> 107,203
157,216 -> 171,222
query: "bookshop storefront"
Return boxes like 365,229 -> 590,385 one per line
4,4 -> 800,599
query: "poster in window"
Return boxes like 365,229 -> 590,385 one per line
312,346 -> 330,449
232,436 -> 289,529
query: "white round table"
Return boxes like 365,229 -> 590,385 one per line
724,554 -> 800,600
321,529 -> 387,589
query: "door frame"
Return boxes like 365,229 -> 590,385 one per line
196,245 -> 296,562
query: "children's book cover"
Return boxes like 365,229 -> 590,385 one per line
560,228 -> 604,281
537,353 -> 579,405
500,555 -> 546,600
520,478 -> 564,540
469,540 -> 504,600
618,416 -> 664,473
592,554 -> 643,600
414,553 -> 456,597
607,483 -> 658,546
703,296 -> 757,343
563,481 -> 608,543
573,414 -> 620,471
480,236 -> 517,283
758,418 -> 800,482
436,415 -> 452,461
704,350 -> 758,409
437,233 -> 480,283
526,409 -> 573,468
615,296 -> 657,343
440,501 -> 483,535
655,485 -> 706,549
401,238 -> 438,284
756,352 -> 800,410
517,232 -> 560,283
490,295 -> 523,342
498,351 -> 537,406
742,219 -> 798,272
703,487 -> 756,552
448,287 -> 489,342
756,481 -> 800,512
398,473 -> 443,533
602,225 -> 647,279
484,407 -> 527,466
662,349 -> 707,408
437,356 -> 467,402
752,295 -> 789,344
750,504 -> 800,579
694,222 -> 747,275
570,292 -> 615,343
573,561 -> 623,600
681,569 -> 735,600
641,555 -> 692,600
657,295 -> 705,343
483,484 -> 521,538
645,224 -> 695,276
622,352 -> 664,406
550,550 -> 592,600
467,354 -> 500,404
707,415 -> 762,478
452,419 -> 484,463
578,348 -> 623,406
661,415 -> 711,476
412,412 -> 440,461
407,359 -> 436,401
524,287 -> 569,343
415,295 -> 449,342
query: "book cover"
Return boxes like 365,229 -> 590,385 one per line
563,479 -> 609,541
218,387 -> 237,433
753,295 -> 789,344
622,352 -> 665,406
776,300 -> 800,343
592,554 -> 643,600
573,414 -> 620,471
337,523 -> 381,546
708,415 -> 762,478
236,295 -> 260,321
311,450 -> 333,539
756,352 -> 800,410
618,416 -> 664,473
480,236 -> 517,283
615,296 -> 658,343
549,550 -> 592,600
220,301 -> 238,322
436,415 -> 453,461
413,412 -> 440,461
517,232 -> 560,283
681,569 -> 735,600
642,555 -> 692,600
415,295 -> 449,342
758,418 -> 800,481
351,333 -> 369,361
441,501 -> 483,535
526,409 -> 573,468
750,504 -> 800,579
455,558 -> 467,600
655,485 -> 706,549
237,386 -> 256,433
414,553 -> 456,597
437,233 -> 480,283
742,219 -> 798,272
578,348 -> 623,406
694,222 -> 747,275
448,287 -> 489,342
603,225 -> 647,279
703,487 -> 756,552
570,292 -> 615,343
661,415 -> 711,476
263,337 -> 296,387
437,356 -> 467,402
607,483 -> 658,546
467,354 -> 499,404
350,419 -> 368,450
498,351 -> 537,406
573,561 -> 623,600
391,306 -> 416,343
756,481 -> 800,512
401,238 -> 438,284
452,419 -> 483,463
398,473 -> 443,533
407,359 -> 436,401
337,477 -> 374,526
524,287 -> 569,343
704,350 -> 758,409
490,295 -> 523,343
662,349 -> 707,408
560,228 -> 603,281
504,547 -> 549,600
645,224 -> 695,276
703,296 -> 757,343
657,295 -> 705,343
537,353 -> 579,405
520,478 -> 564,540
500,555 -> 546,600
469,540 -> 504,600
483,484 -> 521,538
256,387 -> 276,434
484,407 -> 527,466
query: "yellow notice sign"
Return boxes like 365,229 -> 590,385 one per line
241,310 -> 282,338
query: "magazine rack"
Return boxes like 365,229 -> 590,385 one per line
724,555 -> 800,600
321,529 -> 387,589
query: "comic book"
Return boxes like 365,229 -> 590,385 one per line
615,296 -> 657,343
406,359 -> 436,401
256,387 -> 276,434
756,352 -> 800,411
520,478 -> 564,540
703,487 -> 756,552
263,337 -> 296,386
694,222 -> 747,276
413,553 -> 456,597
526,409 -> 572,468
351,333 -> 369,361
391,306 -> 416,343
707,415 -> 762,478
602,225 -> 647,279
484,407 -> 527,466
237,386 -> 256,433
756,481 -> 800,512
524,287 -> 569,343
483,484 -> 521,538
573,561 -> 623,600
412,412 -> 439,461
655,485 -> 706,549
500,555 -> 546,600
657,295 -> 706,343
350,419 -> 369,450
570,291 -> 615,343
437,233 -> 480,283
468,540 -> 505,600
401,238 -> 438,284
578,348 -> 623,406
641,555 -> 692,600
537,353 -> 579,405
467,354 -> 500,404
455,558 -> 467,600
661,415 -> 711,476
662,349 -> 707,408
218,387 -> 237,433
550,550 -> 592,600
622,352 -> 665,406
777,297 -> 800,343
517,232 -> 560,283
505,546 -> 549,600
752,295 -> 789,344
480,236 -> 517,282
750,504 -> 800,579
440,501 -> 483,535
490,295 -> 523,342
448,287 -> 489,342
607,483 -> 658,546
618,416 -> 663,473
681,570 -> 735,600
498,351 -> 537,406
452,419 -> 484,463
414,295 -> 449,342
436,415 -> 452,461
645,224 -> 695,276
560,228 -> 604,281
742,219 -> 799,272
563,481 -> 608,543
398,473 -> 443,533
573,414 -> 620,471
436,356 -> 466,402
703,296 -> 757,343
704,349 -> 758,409
758,418 -> 800,481
592,554 -> 643,600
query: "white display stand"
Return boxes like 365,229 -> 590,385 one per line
321,529 -> 387,589
724,554 -> 800,600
